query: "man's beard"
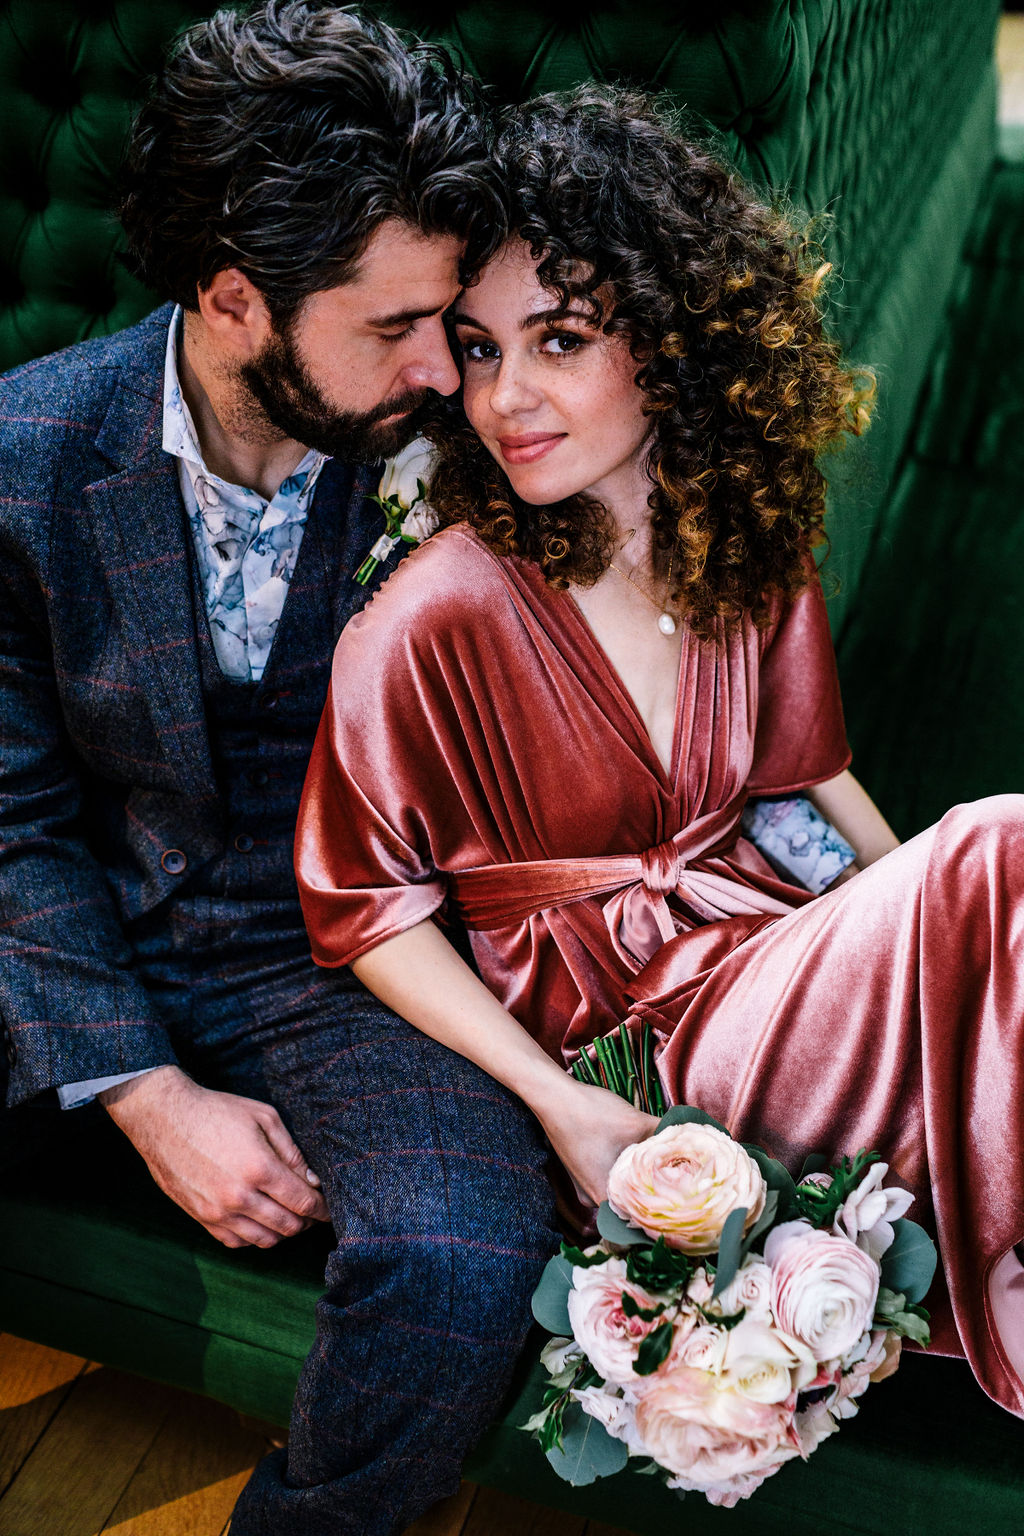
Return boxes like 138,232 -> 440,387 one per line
239,323 -> 430,462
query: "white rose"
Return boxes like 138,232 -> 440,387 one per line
709,1257 -> 774,1322
723,1316 -> 815,1402
765,1220 -> 880,1360
833,1163 -> 914,1262
400,502 -> 438,543
670,1322 -> 730,1376
378,436 -> 435,506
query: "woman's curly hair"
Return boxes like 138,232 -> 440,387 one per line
426,85 -> 874,635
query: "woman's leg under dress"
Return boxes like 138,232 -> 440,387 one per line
632,795 -> 1024,1417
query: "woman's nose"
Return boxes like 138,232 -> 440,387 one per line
488,357 -> 541,417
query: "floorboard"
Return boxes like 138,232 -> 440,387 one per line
0,1334 -> 89,1501
0,1364 -> 170,1536
99,1392 -> 265,1535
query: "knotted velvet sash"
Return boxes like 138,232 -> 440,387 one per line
450,794 -> 796,970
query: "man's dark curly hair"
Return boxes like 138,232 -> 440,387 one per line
428,86 -> 874,635
120,1 -> 506,324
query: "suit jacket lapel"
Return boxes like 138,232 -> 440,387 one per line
83,313 -> 215,798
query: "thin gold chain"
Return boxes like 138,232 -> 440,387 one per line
608,550 -> 676,616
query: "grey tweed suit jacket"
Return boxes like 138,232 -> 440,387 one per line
0,306 -> 382,1107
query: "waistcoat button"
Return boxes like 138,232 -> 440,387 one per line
249,768 -> 269,787
161,849 -> 188,875
234,833 -> 255,853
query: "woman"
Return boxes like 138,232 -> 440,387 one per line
296,87 -> 1024,1416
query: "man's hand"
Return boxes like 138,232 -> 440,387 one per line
98,1065 -> 329,1248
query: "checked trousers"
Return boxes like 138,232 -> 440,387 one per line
170,944 -> 558,1536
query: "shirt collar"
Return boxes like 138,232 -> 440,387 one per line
161,305 -> 328,502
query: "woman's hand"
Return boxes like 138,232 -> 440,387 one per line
534,1078 -> 660,1207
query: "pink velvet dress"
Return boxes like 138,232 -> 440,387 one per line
296,524 -> 1024,1418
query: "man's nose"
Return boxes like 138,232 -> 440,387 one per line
402,323 -> 461,397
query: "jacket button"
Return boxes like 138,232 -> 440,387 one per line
234,833 -> 254,853
249,768 -> 269,787
161,849 -> 188,874
3,1029 -> 15,1067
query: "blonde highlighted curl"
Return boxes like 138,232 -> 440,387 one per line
426,86 -> 874,636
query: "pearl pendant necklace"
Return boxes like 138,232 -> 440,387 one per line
609,560 -> 678,635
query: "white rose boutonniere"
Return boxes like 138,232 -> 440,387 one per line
354,436 -> 439,585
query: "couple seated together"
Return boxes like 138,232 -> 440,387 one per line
2,2 -> 1022,1532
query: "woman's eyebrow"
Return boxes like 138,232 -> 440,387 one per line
451,306 -> 590,332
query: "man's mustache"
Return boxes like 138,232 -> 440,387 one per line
362,387 -> 430,423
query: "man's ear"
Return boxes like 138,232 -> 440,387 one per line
195,268 -> 272,355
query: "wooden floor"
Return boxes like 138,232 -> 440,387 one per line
0,1333 -> 634,1536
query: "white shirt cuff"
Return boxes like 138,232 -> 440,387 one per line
58,1067 -> 161,1110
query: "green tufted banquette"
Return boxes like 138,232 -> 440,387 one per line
3,4 -> 1023,1532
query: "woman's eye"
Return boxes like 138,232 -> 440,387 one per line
460,338 -> 500,363
541,331 -> 586,356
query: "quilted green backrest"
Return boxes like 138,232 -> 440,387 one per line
0,0 -> 1001,373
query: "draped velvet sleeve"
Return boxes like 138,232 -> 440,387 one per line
295,536 -> 476,969
747,568 -> 852,795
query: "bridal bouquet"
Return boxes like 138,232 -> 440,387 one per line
526,1032 -> 937,1507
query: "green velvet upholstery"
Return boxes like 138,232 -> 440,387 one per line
2,2 -> 1022,1528
0,0 -> 1003,629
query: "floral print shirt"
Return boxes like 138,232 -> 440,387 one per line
161,308 -> 328,681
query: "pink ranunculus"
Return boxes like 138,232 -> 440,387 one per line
765,1220 -> 880,1360
566,1257 -> 670,1386
833,1163 -> 915,1262
632,1366 -> 799,1498
607,1123 -> 767,1254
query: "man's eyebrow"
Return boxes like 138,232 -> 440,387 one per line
452,306 -> 590,332
365,301 -> 454,329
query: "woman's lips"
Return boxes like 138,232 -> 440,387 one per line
497,433 -> 565,465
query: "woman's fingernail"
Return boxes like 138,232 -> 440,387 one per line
306,1170 -> 321,1186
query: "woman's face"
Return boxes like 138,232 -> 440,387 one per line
452,241 -> 653,513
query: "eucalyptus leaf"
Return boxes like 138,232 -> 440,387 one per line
597,1200 -> 650,1248
532,1252 -> 574,1334
800,1152 -> 829,1179
711,1206 -> 748,1298
656,1104 -> 731,1136
544,1402 -> 629,1485
745,1146 -> 800,1215
880,1219 -> 938,1304
740,1188 -> 779,1260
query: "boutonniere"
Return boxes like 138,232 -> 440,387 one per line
354,436 -> 439,585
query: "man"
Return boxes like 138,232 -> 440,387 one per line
0,4 -> 555,1532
